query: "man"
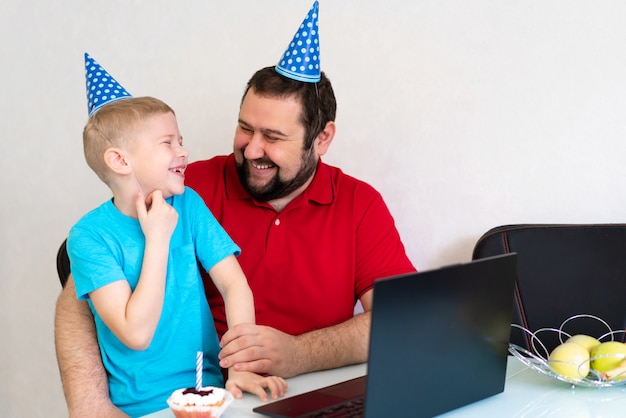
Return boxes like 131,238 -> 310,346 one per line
55,65 -> 415,417
193,67 -> 417,377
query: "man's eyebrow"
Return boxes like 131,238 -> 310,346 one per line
238,119 -> 288,138
261,127 -> 289,138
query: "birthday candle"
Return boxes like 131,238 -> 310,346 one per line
196,351 -> 203,391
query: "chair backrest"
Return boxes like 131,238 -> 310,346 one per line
56,239 -> 70,288
472,224 -> 626,354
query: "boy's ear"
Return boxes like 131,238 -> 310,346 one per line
104,147 -> 131,174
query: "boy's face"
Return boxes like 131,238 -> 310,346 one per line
125,112 -> 188,199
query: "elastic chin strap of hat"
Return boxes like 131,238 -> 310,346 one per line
123,156 -> 147,204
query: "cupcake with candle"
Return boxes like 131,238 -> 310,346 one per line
167,386 -> 233,418
167,351 -> 233,417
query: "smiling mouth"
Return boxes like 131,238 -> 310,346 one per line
250,160 -> 276,170
169,166 -> 186,174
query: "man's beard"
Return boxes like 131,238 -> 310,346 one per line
236,146 -> 318,202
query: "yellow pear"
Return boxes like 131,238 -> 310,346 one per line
566,334 -> 601,353
602,358 -> 626,381
548,342 -> 590,380
590,341 -> 626,373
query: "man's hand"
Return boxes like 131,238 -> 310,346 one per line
225,369 -> 287,402
219,324 -> 303,378
219,306 -> 372,379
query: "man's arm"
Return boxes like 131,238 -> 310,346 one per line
54,275 -> 128,418
218,290 -> 373,378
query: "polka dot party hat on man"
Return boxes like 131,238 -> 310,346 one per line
84,53 -> 132,116
275,0 -> 320,83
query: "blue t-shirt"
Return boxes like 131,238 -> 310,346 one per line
68,187 -> 240,417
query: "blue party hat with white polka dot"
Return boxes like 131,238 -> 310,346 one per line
275,0 -> 320,83
84,53 -> 132,116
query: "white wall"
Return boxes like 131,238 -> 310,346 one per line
2,1 -> 626,416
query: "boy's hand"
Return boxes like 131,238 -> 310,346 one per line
225,369 -> 287,402
135,190 -> 178,241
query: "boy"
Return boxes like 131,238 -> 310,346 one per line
67,55 -> 286,417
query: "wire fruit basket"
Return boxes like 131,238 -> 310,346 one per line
508,314 -> 626,388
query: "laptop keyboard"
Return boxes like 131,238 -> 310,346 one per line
307,397 -> 365,417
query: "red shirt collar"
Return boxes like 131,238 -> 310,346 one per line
224,153 -> 334,207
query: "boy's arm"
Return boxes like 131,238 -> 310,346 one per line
208,255 -> 261,399
89,191 -> 177,350
54,276 -> 128,417
88,237 -> 169,350
208,254 -> 255,328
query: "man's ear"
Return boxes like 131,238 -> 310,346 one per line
104,147 -> 131,174
314,121 -> 336,157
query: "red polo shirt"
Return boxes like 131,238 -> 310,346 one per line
185,154 -> 415,338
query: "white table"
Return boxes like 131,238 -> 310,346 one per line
441,357 -> 626,417
145,356 -> 626,417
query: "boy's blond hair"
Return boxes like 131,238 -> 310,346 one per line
83,96 -> 175,184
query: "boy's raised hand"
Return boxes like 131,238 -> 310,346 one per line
135,190 -> 178,241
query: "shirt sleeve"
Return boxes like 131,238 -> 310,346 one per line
67,225 -> 128,300
354,188 -> 416,298
186,187 -> 241,273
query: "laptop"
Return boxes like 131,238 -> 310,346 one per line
253,253 -> 517,418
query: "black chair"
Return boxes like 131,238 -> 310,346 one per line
56,239 -> 70,288
472,224 -> 626,355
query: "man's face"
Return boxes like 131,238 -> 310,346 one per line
233,90 -> 318,202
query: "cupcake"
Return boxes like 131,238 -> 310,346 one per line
167,386 -> 234,418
